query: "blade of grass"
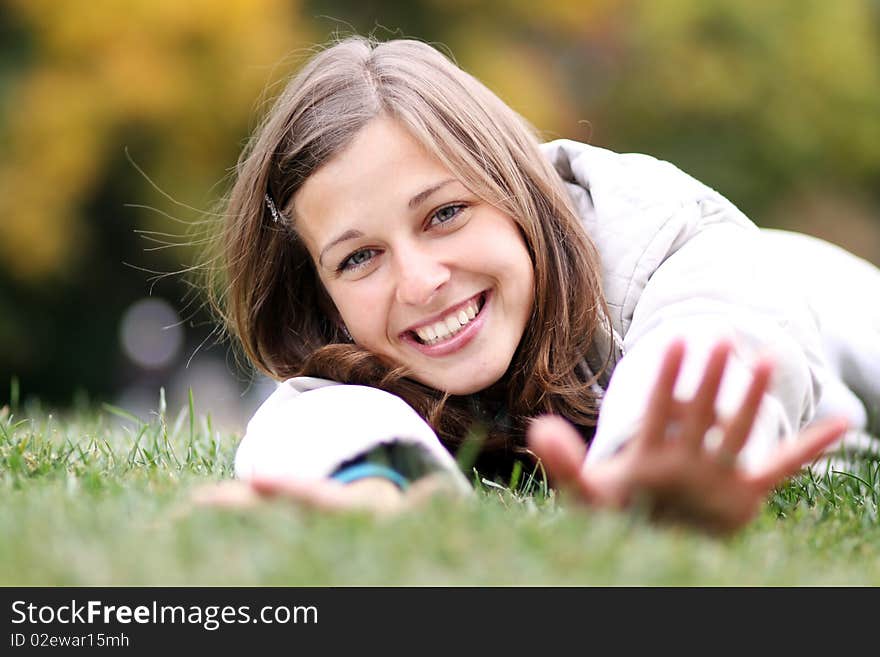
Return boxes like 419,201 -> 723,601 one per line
127,425 -> 149,468
832,469 -> 878,503
187,388 -> 196,464
454,423 -> 486,476
508,459 -> 522,492
102,403 -> 143,426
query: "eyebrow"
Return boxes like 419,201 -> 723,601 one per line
317,178 -> 458,267
318,229 -> 364,267
408,178 -> 456,209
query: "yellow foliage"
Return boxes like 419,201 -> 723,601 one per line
447,26 -> 579,138
626,0 -> 880,155
428,0 -> 623,39
1,0 -> 309,282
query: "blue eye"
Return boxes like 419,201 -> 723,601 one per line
429,204 -> 465,226
335,204 -> 466,275
338,248 -> 377,272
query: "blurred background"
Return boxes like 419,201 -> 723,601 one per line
2,0 -> 879,432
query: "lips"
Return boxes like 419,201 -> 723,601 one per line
411,295 -> 484,344
400,291 -> 488,351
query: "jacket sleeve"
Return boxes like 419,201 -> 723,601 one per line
233,378 -> 471,492
585,198 -> 828,471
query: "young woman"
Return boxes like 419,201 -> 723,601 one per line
204,36 -> 879,533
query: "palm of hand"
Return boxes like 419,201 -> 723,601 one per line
580,437 -> 775,533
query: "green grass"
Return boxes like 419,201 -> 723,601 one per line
1,395 -> 879,586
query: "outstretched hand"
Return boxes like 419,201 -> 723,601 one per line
527,340 -> 848,534
190,471 -> 462,516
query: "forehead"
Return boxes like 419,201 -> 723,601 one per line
292,118 -> 454,248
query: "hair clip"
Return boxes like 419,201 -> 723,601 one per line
265,193 -> 282,223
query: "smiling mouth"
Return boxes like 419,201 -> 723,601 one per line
407,293 -> 486,345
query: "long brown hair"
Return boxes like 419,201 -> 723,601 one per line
208,36 -> 613,477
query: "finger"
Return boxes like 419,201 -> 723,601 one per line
252,475 -> 344,503
639,339 -> 686,448
526,415 -> 601,503
680,341 -> 731,449
749,417 -> 849,491
254,475 -> 406,514
189,481 -> 262,509
251,476 -> 368,511
718,357 -> 773,457
404,472 -> 470,506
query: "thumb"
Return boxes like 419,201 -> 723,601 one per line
526,415 -> 599,504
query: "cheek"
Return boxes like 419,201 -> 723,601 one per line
511,260 -> 536,329
332,285 -> 392,345
520,259 -> 536,306
495,230 -> 535,303
504,243 -> 536,328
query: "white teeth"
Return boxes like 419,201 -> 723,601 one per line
413,296 -> 483,345
414,325 -> 438,343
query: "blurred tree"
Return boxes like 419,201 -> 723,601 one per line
2,0 -> 879,406
602,0 -> 880,220
1,0 -> 308,282
0,0 -> 310,403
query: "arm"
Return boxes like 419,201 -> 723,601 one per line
542,140 -> 828,469
589,216 -> 827,471
235,380 -> 470,491
199,380 -> 472,513
532,142 -> 844,532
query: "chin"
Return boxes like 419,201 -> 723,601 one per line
420,369 -> 507,396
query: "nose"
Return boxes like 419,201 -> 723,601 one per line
393,242 -> 450,306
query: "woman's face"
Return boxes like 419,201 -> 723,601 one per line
293,117 -> 535,395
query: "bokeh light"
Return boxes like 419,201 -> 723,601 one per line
119,298 -> 183,369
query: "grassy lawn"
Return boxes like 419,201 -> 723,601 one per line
1,395 -> 879,586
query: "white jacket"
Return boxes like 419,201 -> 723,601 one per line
234,140 -> 880,483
